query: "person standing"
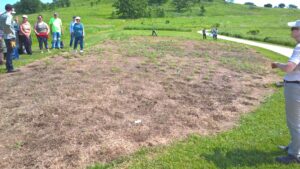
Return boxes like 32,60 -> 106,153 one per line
19,15 -> 32,55
272,20 -> 300,164
72,17 -> 85,53
12,14 -> 20,59
49,13 -> 63,49
69,16 -> 76,47
0,4 -> 18,73
34,15 -> 50,53
202,28 -> 207,39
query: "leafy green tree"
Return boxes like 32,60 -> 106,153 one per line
172,0 -> 194,12
289,4 -> 298,9
14,0 -> 42,14
148,0 -> 168,5
278,3 -> 285,8
264,3 -> 272,8
113,0 -> 148,18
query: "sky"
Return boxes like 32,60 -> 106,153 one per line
232,0 -> 300,7
1,0 -> 52,11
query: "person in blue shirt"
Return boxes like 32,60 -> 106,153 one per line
69,16 -> 76,47
72,16 -> 85,53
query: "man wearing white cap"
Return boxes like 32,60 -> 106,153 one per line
272,20 -> 300,164
19,15 -> 32,55
0,4 -> 18,73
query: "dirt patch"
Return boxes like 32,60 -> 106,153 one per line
0,37 -> 280,169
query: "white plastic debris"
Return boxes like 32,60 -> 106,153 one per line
134,120 -> 142,124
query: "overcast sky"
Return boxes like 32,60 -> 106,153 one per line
232,0 -> 300,7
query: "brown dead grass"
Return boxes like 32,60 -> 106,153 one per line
0,37 -> 280,169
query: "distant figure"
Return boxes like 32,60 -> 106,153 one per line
202,28 -> 207,39
152,29 -> 157,37
212,27 -> 218,40
72,16 -> 85,53
12,14 -> 20,59
69,16 -> 76,47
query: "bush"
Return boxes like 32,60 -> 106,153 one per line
165,20 -> 170,24
247,30 -> 260,35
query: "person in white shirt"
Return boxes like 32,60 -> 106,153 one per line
272,20 -> 300,164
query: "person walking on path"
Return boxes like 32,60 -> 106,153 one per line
34,15 -> 50,53
202,28 -> 207,39
72,17 -> 85,53
49,13 -> 63,49
0,4 -> 18,73
272,20 -> 300,164
69,16 -> 76,47
19,15 -> 32,55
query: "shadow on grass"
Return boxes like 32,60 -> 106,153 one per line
203,148 -> 283,169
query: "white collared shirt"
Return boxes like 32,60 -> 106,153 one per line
284,44 -> 300,81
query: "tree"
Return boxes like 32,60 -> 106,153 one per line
148,0 -> 168,5
198,5 -> 205,16
113,0 -> 148,18
278,3 -> 285,8
289,4 -> 298,9
14,0 -> 43,14
172,0 -> 194,12
244,2 -> 255,6
264,3 -> 272,8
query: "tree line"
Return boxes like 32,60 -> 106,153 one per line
113,0 -> 213,19
12,0 -> 71,14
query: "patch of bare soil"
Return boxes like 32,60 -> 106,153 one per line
0,37 -> 280,169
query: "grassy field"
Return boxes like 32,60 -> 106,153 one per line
1,0 -> 299,168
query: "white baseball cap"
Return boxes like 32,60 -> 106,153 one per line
75,16 -> 81,20
288,20 -> 300,27
22,15 -> 28,18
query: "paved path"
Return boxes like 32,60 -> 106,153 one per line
198,31 -> 293,58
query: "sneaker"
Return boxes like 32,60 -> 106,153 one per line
41,50 -> 44,54
276,155 -> 300,164
278,145 -> 289,152
80,50 -> 84,53
6,69 -> 20,73
47,49 -> 51,53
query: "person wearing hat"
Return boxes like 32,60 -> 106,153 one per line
0,4 -> 18,73
69,16 -> 76,47
272,20 -> 300,164
72,16 -> 85,53
19,15 -> 32,55
49,13 -> 63,49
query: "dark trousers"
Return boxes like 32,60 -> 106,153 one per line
4,39 -> 14,71
74,36 -> 84,50
37,36 -> 48,50
19,35 -> 32,55
69,33 -> 75,47
203,34 -> 207,39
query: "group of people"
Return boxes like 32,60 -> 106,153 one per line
202,27 -> 218,40
0,4 -> 85,73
